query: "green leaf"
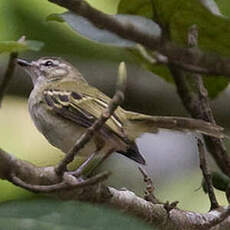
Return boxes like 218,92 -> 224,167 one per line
211,171 -> 230,191
202,172 -> 230,193
48,11 -> 161,47
0,199 -> 156,230
118,0 -> 153,19
133,0 -> 230,56
118,0 -> 222,19
118,0 -> 230,98
0,40 -> 44,54
203,76 -> 229,98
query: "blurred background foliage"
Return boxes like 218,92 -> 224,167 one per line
0,199 -> 156,230
0,0 -> 230,214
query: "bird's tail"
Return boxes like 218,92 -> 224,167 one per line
125,111 -> 224,140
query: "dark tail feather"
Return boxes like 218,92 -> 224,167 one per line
118,143 -> 146,165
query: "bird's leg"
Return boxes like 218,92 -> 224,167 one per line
87,148 -> 115,177
69,151 -> 98,178
69,137 -> 105,177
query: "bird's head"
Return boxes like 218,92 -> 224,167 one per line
17,57 -> 86,85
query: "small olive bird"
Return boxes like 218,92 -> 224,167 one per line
17,57 -> 223,165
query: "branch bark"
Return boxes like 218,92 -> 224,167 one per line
198,139 -> 219,210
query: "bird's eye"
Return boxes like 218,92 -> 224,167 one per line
43,60 -> 54,67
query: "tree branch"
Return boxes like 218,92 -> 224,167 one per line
1,147 -> 230,229
198,139 -> 219,210
138,166 -> 160,204
169,25 -> 230,177
48,0 -> 230,78
10,171 -> 110,193
200,207 -> 230,230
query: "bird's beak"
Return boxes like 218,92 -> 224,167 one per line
17,58 -> 40,86
17,58 -> 32,67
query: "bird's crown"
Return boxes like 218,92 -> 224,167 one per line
17,57 -> 86,84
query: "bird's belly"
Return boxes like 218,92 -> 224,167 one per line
30,104 -> 97,156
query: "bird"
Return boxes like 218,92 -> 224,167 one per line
17,57 -> 224,167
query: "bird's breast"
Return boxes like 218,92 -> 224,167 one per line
28,98 -> 96,156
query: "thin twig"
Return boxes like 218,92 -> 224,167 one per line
188,24 -> 198,48
195,76 -> 215,123
55,62 -> 127,175
198,138 -> 219,210
138,166 -> 160,204
135,44 -> 168,66
10,171 -> 110,193
187,25 -> 215,124
139,166 -> 179,214
135,44 -> 157,64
